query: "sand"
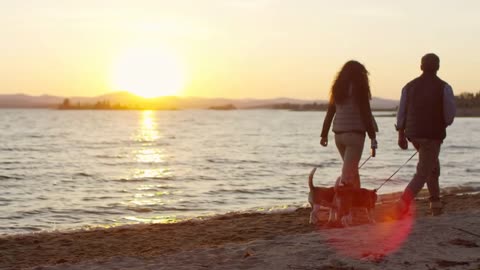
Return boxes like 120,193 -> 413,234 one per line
1,191 -> 479,270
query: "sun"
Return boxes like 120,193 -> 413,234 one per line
111,47 -> 185,98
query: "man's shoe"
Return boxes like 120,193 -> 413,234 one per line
389,199 -> 410,220
429,200 -> 443,216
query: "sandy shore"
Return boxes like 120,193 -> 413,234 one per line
2,191 -> 479,270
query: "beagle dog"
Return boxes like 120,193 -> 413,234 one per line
308,167 -> 377,227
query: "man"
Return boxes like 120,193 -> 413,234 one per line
395,53 -> 456,216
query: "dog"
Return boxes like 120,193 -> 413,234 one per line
308,167 -> 338,225
334,185 -> 378,227
308,167 -> 378,227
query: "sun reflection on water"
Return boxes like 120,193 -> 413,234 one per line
136,110 -> 159,142
134,110 -> 165,165
132,168 -> 171,179
123,110 -> 177,224
135,149 -> 165,163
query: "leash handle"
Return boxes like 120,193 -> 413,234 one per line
375,151 -> 418,192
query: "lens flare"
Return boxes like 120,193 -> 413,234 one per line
317,204 -> 416,259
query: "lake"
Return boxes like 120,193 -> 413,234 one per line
0,109 -> 478,234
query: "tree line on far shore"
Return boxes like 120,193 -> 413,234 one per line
57,90 -> 480,111
455,91 -> 480,108
58,99 -> 134,110
272,90 -> 480,111
271,102 -> 329,111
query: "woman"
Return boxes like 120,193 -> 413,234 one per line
320,60 -> 378,188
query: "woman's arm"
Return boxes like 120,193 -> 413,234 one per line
359,96 -> 376,139
320,102 -> 336,138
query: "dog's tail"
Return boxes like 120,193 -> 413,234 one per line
308,167 -> 317,191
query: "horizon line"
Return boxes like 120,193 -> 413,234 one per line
0,91 -> 400,101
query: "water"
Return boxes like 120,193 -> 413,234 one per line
0,109 -> 478,234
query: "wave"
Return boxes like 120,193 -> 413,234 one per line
447,145 -> 480,150
442,185 -> 480,194
26,134 -> 44,138
49,214 -> 82,221
127,206 -> 153,213
110,178 -> 148,183
207,158 -> 261,164
0,226 -> 43,232
73,172 -> 95,177
14,209 -> 48,217
110,176 -> 175,182
0,161 -> 21,165
207,159 -> 338,169
207,187 -> 276,195
76,209 -> 125,216
100,162 -> 136,166
100,161 -> 170,167
94,154 -> 126,159
0,175 -> 24,180
295,159 -> 340,168
126,205 -> 200,213
82,196 -> 121,202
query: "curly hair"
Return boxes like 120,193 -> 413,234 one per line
329,60 -> 371,104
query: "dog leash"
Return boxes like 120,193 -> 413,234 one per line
358,155 -> 372,169
374,151 -> 418,192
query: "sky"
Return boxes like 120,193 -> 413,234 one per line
1,0 -> 479,100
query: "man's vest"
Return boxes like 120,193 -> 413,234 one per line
405,74 -> 446,140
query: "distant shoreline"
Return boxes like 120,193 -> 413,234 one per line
54,107 -> 480,117
1,107 -> 480,117
373,107 -> 480,118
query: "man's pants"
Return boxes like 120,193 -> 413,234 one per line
334,132 -> 366,188
401,139 -> 442,203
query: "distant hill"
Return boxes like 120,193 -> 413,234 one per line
0,92 -> 399,110
370,97 -> 399,110
0,94 -> 64,108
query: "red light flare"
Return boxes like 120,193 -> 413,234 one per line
317,203 -> 416,260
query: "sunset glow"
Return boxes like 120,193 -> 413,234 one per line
2,2 -> 480,99
111,47 -> 185,98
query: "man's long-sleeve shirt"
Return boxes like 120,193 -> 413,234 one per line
396,84 -> 456,130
